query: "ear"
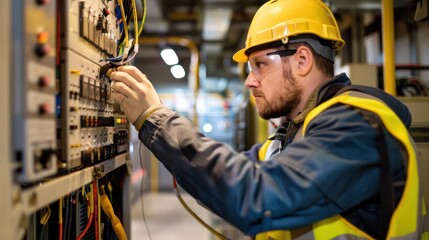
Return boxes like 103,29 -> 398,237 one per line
294,45 -> 313,77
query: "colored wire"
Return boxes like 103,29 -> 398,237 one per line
93,181 -> 99,240
131,0 -> 138,44
117,0 -> 129,48
39,206 -> 51,240
138,0 -> 147,36
40,206 -> 51,225
172,176 -> 230,240
98,186 -> 102,240
100,185 -> 128,240
139,142 -> 152,240
76,185 -> 94,240
59,197 -> 63,240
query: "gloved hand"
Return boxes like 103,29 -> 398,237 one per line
110,66 -> 163,130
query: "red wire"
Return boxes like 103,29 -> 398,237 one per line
59,197 -> 63,240
59,224 -> 63,240
172,177 -> 177,188
93,181 -> 99,240
76,195 -> 93,240
76,212 -> 93,240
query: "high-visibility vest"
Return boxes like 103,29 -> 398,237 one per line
256,91 -> 429,240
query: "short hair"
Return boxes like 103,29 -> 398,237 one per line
285,42 -> 334,77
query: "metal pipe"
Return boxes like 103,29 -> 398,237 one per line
381,0 -> 397,95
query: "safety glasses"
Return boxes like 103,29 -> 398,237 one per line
247,49 -> 297,81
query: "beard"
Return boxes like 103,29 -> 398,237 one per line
257,61 -> 302,119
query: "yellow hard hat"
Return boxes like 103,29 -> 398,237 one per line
232,0 -> 345,62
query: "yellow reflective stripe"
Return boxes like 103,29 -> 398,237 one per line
303,92 -> 419,238
255,230 -> 292,240
259,139 -> 273,161
313,215 -> 374,239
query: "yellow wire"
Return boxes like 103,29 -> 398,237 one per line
100,185 -> 128,240
40,206 -> 51,225
117,0 -> 129,47
131,0 -> 139,44
138,0 -> 147,36
97,182 -> 102,239
90,183 -> 94,214
173,178 -> 229,240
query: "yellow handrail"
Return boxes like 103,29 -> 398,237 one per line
381,0 -> 397,95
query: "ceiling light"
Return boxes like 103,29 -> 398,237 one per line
202,7 -> 233,41
170,65 -> 186,79
160,48 -> 179,65
202,123 -> 213,133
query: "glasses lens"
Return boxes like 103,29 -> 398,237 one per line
247,54 -> 281,80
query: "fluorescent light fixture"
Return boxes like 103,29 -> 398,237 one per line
170,65 -> 186,79
160,48 -> 179,65
202,123 -> 213,133
202,7 -> 233,40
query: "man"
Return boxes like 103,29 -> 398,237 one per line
110,0 -> 428,239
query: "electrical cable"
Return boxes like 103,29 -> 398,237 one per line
64,195 -> 71,240
98,187 -> 102,240
39,206 -> 51,240
172,176 -> 230,240
131,0 -> 138,44
139,142 -> 152,240
40,206 -> 51,225
101,0 -> 142,67
59,197 -> 63,240
117,0 -> 129,48
117,0 -> 139,65
99,185 -> 128,240
94,181 -> 99,240
76,184 -> 94,240
138,0 -> 147,36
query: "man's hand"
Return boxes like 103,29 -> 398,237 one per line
110,66 -> 162,129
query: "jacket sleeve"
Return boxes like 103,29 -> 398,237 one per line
138,105 -> 403,235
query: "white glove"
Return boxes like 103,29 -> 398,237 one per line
110,66 -> 162,130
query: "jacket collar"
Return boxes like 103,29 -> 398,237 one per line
290,73 -> 351,124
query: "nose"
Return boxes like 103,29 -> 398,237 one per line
244,72 -> 259,88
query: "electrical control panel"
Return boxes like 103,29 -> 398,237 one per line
12,0 -> 58,183
12,0 -> 130,181
6,0 -> 135,238
58,0 -> 129,171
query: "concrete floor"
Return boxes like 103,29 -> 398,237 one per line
131,192 -> 213,240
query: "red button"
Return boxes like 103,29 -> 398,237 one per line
103,7 -> 111,16
36,0 -> 49,5
38,75 -> 50,87
38,104 -> 50,115
35,43 -> 50,57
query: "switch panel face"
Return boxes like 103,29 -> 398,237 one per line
12,0 -> 57,183
60,0 -> 119,62
60,50 -> 129,170
58,0 -> 128,171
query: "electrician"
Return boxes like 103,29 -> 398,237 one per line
110,0 -> 429,239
